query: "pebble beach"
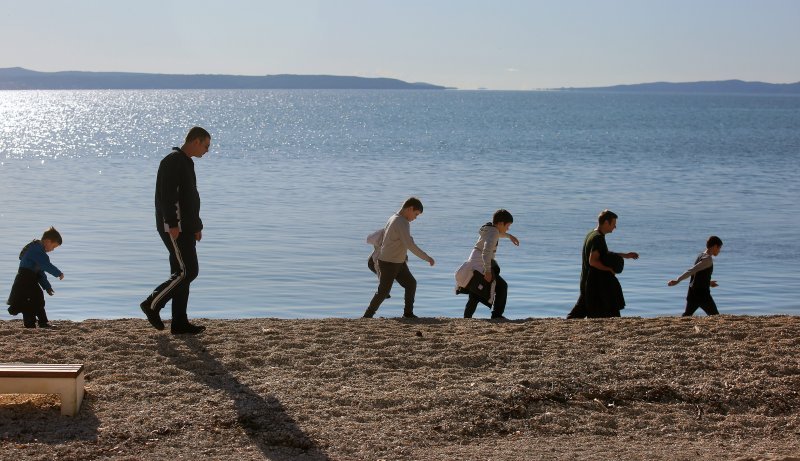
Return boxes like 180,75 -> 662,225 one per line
1,315 -> 799,460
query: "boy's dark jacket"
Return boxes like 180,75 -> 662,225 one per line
6,240 -> 62,313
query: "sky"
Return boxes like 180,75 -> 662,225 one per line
2,0 -> 799,90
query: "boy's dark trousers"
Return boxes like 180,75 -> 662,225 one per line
22,302 -> 48,328
143,231 -> 199,328
683,290 -> 719,316
7,268 -> 48,328
464,260 -> 507,318
366,260 -> 416,316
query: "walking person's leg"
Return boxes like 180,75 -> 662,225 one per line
169,232 -> 200,331
699,297 -> 719,316
140,231 -> 186,330
365,261 -> 401,317
35,303 -> 49,327
395,262 -> 417,318
491,274 -> 508,319
682,292 -> 701,317
464,294 -> 480,318
22,309 -> 37,328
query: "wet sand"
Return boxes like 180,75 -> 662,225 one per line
1,315 -> 799,460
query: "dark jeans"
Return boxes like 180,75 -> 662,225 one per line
366,260 -> 416,316
683,293 -> 718,316
464,261 -> 507,318
22,302 -> 48,328
143,231 -> 199,327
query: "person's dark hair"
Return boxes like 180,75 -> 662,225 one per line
185,126 -> 211,144
492,209 -> 513,225
707,235 -> 723,249
41,226 -> 62,245
598,209 -> 618,225
402,197 -> 423,212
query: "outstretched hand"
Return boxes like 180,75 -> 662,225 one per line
625,252 -> 640,260
667,279 -> 679,287
509,234 -> 520,246
428,256 -> 436,267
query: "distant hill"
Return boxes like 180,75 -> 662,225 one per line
0,67 -> 447,90
559,79 -> 800,94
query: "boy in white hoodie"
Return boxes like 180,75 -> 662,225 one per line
455,209 -> 519,319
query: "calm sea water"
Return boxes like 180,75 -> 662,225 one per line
1,90 -> 798,320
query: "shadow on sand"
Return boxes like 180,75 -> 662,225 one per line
0,394 -> 100,444
157,335 -> 330,461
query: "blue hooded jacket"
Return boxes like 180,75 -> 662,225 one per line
18,240 -> 62,292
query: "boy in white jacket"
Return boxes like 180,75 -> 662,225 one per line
455,209 -> 519,319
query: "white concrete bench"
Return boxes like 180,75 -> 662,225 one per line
0,364 -> 85,416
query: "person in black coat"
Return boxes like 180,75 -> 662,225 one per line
567,209 -> 639,319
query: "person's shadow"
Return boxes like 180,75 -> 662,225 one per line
156,335 -> 329,460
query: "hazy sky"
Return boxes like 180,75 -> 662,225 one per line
2,0 -> 799,90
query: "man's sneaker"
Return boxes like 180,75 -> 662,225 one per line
140,300 -> 165,330
402,313 -> 419,319
171,323 -> 206,335
490,315 -> 509,321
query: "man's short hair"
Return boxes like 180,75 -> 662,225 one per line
707,235 -> 723,248
402,197 -> 423,212
185,126 -> 211,144
598,209 -> 618,225
493,209 -> 513,225
41,226 -> 62,245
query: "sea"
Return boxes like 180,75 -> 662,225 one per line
1,89 -> 798,321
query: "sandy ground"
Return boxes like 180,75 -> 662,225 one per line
1,314 -> 799,461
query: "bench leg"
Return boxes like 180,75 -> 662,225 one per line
59,373 -> 84,416
60,390 -> 77,416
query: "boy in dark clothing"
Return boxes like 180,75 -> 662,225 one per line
140,126 -> 210,335
668,236 -> 723,316
455,209 -> 520,320
6,227 -> 64,328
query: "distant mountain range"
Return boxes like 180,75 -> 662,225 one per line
559,79 -> 800,94
0,67 -> 447,90
2,68 -> 798,93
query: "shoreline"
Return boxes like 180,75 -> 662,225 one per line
1,315 -> 799,460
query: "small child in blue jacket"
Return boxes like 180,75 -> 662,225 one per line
6,227 -> 65,328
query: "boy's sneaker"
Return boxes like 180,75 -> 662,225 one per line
38,323 -> 54,329
402,313 -> 419,319
171,323 -> 206,335
490,315 -> 509,321
140,300 -> 165,330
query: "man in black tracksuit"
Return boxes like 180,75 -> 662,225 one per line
140,127 -> 211,334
